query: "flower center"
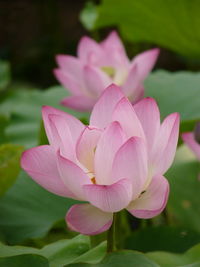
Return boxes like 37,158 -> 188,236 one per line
101,66 -> 128,86
101,66 -> 115,78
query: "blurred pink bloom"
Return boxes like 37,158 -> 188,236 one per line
54,31 -> 159,111
21,84 -> 179,235
182,130 -> 200,160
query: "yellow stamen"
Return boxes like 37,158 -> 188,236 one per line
91,177 -> 96,184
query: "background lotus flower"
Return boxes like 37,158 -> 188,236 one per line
21,84 -> 179,235
182,122 -> 200,160
54,31 -> 159,111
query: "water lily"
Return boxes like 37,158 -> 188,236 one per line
21,84 -> 179,235
54,31 -> 159,111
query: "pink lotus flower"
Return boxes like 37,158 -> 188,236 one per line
54,31 -> 159,111
21,84 -> 179,235
182,125 -> 200,160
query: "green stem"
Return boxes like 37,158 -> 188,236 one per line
107,213 -> 117,253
